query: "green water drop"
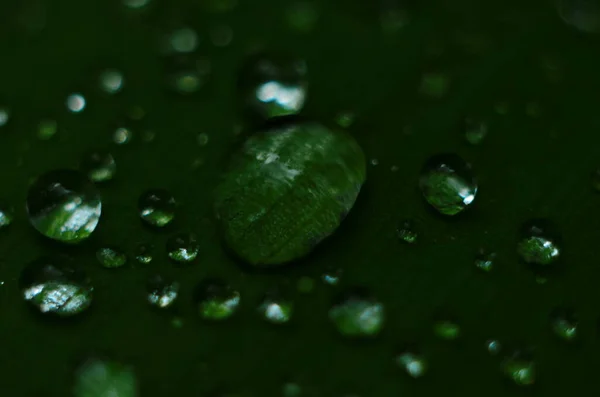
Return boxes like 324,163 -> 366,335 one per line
20,257 -> 93,316
96,247 -> 127,269
147,275 -> 179,309
329,288 -> 385,337
99,69 -> 124,94
396,349 -> 427,378
464,118 -> 488,145
517,220 -> 561,267
167,232 -> 199,263
113,127 -> 132,145
551,307 -> 578,341
282,382 -> 302,397
434,319 -> 460,340
0,106 -> 9,127
26,169 -> 101,243
38,119 -> 58,140
502,349 -> 535,386
419,72 -> 450,99
557,0 -> 600,33
238,53 -> 308,119
164,55 -> 210,95
134,243 -> 153,264
475,249 -> 496,272
258,291 -> 293,324
0,201 -> 13,229
335,111 -> 356,128
397,220 -> 417,244
166,27 -> 198,54
419,154 -> 477,216
194,279 -> 241,320
197,133 -> 210,146
73,357 -> 137,397
80,150 -> 116,183
215,122 -> 366,266
138,189 -> 176,227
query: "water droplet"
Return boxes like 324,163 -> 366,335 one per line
26,170 -> 101,243
390,165 -> 399,172
0,107 -> 10,127
322,267 -> 342,286
96,247 -> 127,269
396,349 -> 427,378
113,127 -> 132,145
370,158 -> 379,166
215,122 -> 366,266
197,133 -> 210,146
464,118 -> 488,145
550,307 -> 578,341
99,69 -> 124,94
285,2 -> 319,32
397,220 -> 417,244
258,291 -> 293,324
282,382 -> 302,397
167,232 -> 199,263
20,257 -> 93,316
486,339 -> 501,355
297,276 -> 314,293
434,319 -> 461,340
557,0 -> 600,33
66,93 -> 86,113
210,25 -> 233,47
80,150 -> 116,183
502,349 -> 535,386
37,119 -> 57,140
239,53 -> 308,119
0,202 -> 14,229
329,288 -> 385,337
419,72 -> 450,99
167,27 -> 198,54
134,243 -> 153,264
147,275 -> 179,309
475,249 -> 496,272
164,55 -> 210,95
335,111 -> 356,128
194,279 -> 240,320
419,154 -> 477,216
517,220 -> 561,267
123,0 -> 151,9
73,357 -> 137,397
138,189 -> 176,227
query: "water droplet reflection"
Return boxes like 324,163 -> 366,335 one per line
73,357 -> 137,397
517,220 -> 560,268
80,150 -> 116,183
99,69 -> 124,94
194,279 -> 240,320
502,349 -> 535,386
397,220 -> 417,244
551,307 -> 578,341
167,232 -> 199,263
329,288 -> 385,337
0,202 -> 14,229
96,247 -> 127,269
258,291 -> 293,324
147,275 -> 179,309
138,189 -> 176,227
396,349 -> 427,378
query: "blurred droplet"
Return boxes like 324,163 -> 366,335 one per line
419,154 -> 477,215
475,249 -> 496,272
419,72 -> 450,99
464,118 -> 488,145
494,101 -> 510,115
194,279 -> 240,320
123,0 -> 151,8
502,349 -> 535,386
197,133 -> 210,146
26,170 -> 101,243
322,267 -> 342,286
164,55 -> 210,95
210,25 -> 233,47
73,357 -> 137,397
557,0 -> 600,33
486,339 -> 501,355
166,27 -> 198,54
258,291 -> 293,324
147,275 -> 179,309
335,111 -> 356,128
396,349 -> 427,378
0,107 -> 10,127
329,288 -> 385,337
113,127 -> 132,145
20,257 -> 93,316
370,158 -> 379,166
0,202 -> 14,229
37,119 -> 57,140
434,319 -> 461,340
551,307 -> 578,341
285,2 -> 319,32
134,244 -> 153,264
66,93 -> 86,113
167,232 -> 199,263
517,220 -> 561,268
397,220 -> 417,244
80,150 -> 116,183
96,247 -> 127,269
380,1 -> 410,33
282,382 -> 302,397
99,69 -> 124,94
525,102 -> 542,117
138,189 -> 176,227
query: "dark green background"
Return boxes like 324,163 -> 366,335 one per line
1,0 -> 599,395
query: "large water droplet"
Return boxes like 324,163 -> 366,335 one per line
167,232 -> 199,263
502,349 -> 535,386
329,288 -> 385,337
194,279 -> 240,320
20,257 -> 93,316
113,127 -> 132,145
238,53 -> 308,119
557,0 -> 600,33
0,201 -> 13,229
99,69 -> 125,94
73,357 -> 138,397
397,220 -> 417,244
419,154 -> 477,215
396,349 -> 427,378
138,189 -> 176,227
66,93 -> 86,113
26,170 -> 101,243
96,247 -> 127,269
80,150 -> 116,183
258,291 -> 293,324
147,275 -> 179,309
215,122 -> 366,266
550,307 -> 578,341
517,220 -> 561,267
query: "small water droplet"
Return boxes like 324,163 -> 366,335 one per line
397,220 -> 417,244
134,243 -> 153,264
194,279 -> 240,320
502,349 -> 535,386
66,93 -> 86,113
322,267 -> 342,286
557,0 -> 600,33
419,154 -> 477,216
123,0 -> 151,9
475,249 -> 496,272
73,357 -> 137,397
164,55 -> 210,95
396,349 -> 427,378
335,111 -> 356,128
99,69 -> 124,94
20,257 -> 93,316
282,382 -> 302,397
171,316 -> 184,328
390,165 -> 399,172
419,72 -> 450,99
37,119 -> 57,140
138,189 -> 176,227
370,158 -> 379,166
167,27 -> 198,53
494,101 -> 510,115
239,53 -> 308,119
96,247 -> 127,269
329,288 -> 385,337
0,201 -> 14,229
26,170 -> 101,243
297,276 -> 314,293
258,291 -> 293,324
285,1 -> 319,32
0,107 -> 10,127
464,118 -> 488,145
486,339 -> 501,355
80,150 -> 116,183
147,275 -> 179,309
550,307 -> 578,341
167,232 -> 199,263
210,25 -> 233,46
113,127 -> 132,145
434,319 -> 461,340
197,133 -> 210,146
517,220 -> 561,268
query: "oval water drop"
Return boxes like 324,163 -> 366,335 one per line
517,220 -> 561,268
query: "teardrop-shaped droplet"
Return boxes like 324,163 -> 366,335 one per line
550,307 -> 578,341
215,122 -> 366,266
96,247 -> 127,269
238,53 -> 308,119
20,257 -> 93,316
26,170 -> 101,243
517,220 -> 561,268
419,154 -> 477,215
194,279 -> 240,320
80,150 -> 116,183
147,275 -> 179,309
138,189 -> 176,227
167,232 -> 199,263
73,357 -> 138,397
329,288 -> 385,337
